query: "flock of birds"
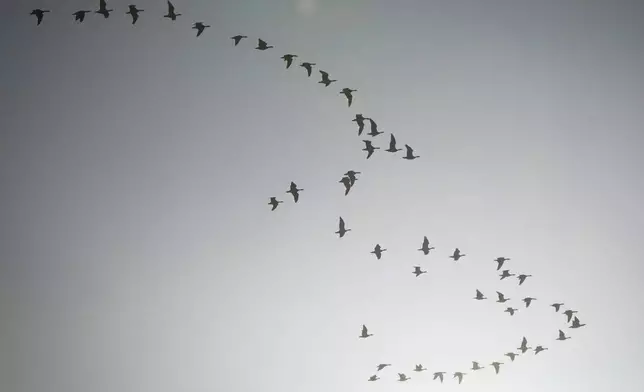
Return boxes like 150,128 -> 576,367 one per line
27,1 -> 586,386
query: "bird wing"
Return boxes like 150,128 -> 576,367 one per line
258,38 -> 267,46
558,330 -> 565,339
405,144 -> 413,154
319,70 -> 329,78
168,1 -> 175,12
362,325 -> 367,334
497,291 -> 504,300
293,192 -> 299,203
476,289 -> 483,297
100,0 -> 107,10
389,134 -> 397,148
339,217 -> 345,230
422,236 -> 428,246
521,337 -> 527,347
363,140 -> 372,148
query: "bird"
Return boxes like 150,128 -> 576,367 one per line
231,35 -> 247,46
286,181 -> 303,203
496,291 -> 510,303
362,140 -> 379,159
518,337 -> 531,354
453,372 -> 466,384
386,134 -> 402,153
570,316 -> 586,329
504,352 -> 518,362
192,22 -> 210,37
336,217 -> 351,238
474,289 -> 487,300
96,0 -> 113,18
413,266 -> 427,277
495,257 -> 510,270
164,1 -> 181,20
299,62 -> 316,77
318,70 -> 337,86
344,170 -> 360,186
499,269 -> 515,280
353,114 -> 367,135
557,330 -> 571,341
504,307 -> 518,316
414,364 -> 427,372
367,118 -> 383,137
281,54 -> 298,69
371,244 -> 386,260
433,372 -> 446,383
368,375 -> 379,382
563,309 -> 578,323
450,248 -> 465,261
517,274 -> 532,285
126,5 -> 143,24
73,10 -> 91,22
255,39 -> 273,50
402,144 -> 420,160
491,362 -> 503,374
523,297 -> 537,308
471,361 -> 484,371
376,364 -> 391,371
534,345 -> 548,355
359,324 -> 372,338
551,303 -> 564,312
30,9 -> 50,25
268,197 -> 283,211
397,373 -> 410,382
418,236 -> 435,255
340,88 -> 357,107
339,176 -> 352,196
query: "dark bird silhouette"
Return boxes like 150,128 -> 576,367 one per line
31,9 -> 50,25
414,364 -> 427,372
453,372 -> 466,384
433,372 -> 446,383
450,248 -> 465,261
73,10 -> 91,22
298,62 -> 316,77
281,54 -> 298,69
551,303 -> 564,312
371,244 -> 386,260
192,22 -> 210,37
164,1 -> 181,20
340,88 -> 357,107
557,329 -> 571,341
359,324 -> 372,338
504,352 -> 518,362
517,274 -> 532,285
367,118 -> 384,137
231,35 -> 247,45
518,337 -> 531,354
523,297 -> 537,308
336,217 -> 351,238
397,373 -> 410,382
344,170 -> 360,186
418,236 -> 435,255
570,316 -> 586,329
413,266 -> 427,277
255,38 -> 273,50
96,0 -> 113,18
499,269 -> 515,280
534,345 -> 548,355
386,134 -> 402,153
339,176 -> 352,196
504,307 -> 518,316
491,362 -> 503,375
496,291 -> 510,303
368,375 -> 379,382
474,289 -> 487,300
319,70 -> 337,86
353,114 -> 367,135
402,144 -> 420,160
126,5 -> 143,24
471,362 -> 484,371
286,181 -> 303,203
376,364 -> 391,371
495,257 -> 510,270
362,140 -> 379,159
563,309 -> 578,323
268,197 -> 283,211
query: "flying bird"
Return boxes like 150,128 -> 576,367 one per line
499,270 -> 515,280
281,54 -> 298,69
318,70 -> 337,86
359,324 -> 372,338
563,310 -> 578,323
402,144 -> 420,160
96,0 -> 113,18
474,289 -> 487,300
268,197 -> 283,211
362,140 -> 379,159
192,22 -> 210,37
339,176 -> 352,196
534,345 -> 548,355
453,372 -> 466,384
433,372 -> 446,383
255,39 -> 273,50
504,352 -> 518,362
286,181 -> 303,203
551,303 -> 564,312
517,274 -> 532,285
376,364 -> 391,371
231,35 -> 247,45
413,266 -> 427,277
336,217 -> 351,238
495,257 -> 510,270
414,364 -> 427,372
340,88 -> 357,107
504,307 -> 518,316
30,9 -> 50,25
471,362 -> 484,371
367,118 -> 383,137
397,373 -> 410,382
164,1 -> 181,20
570,316 -> 586,329
368,375 -> 379,382
371,244 -> 386,260
450,248 -> 465,261
496,291 -> 510,303
72,10 -> 92,22
418,236 -> 435,255
353,114 -> 367,135
126,5 -> 143,24
518,337 -> 531,354
491,362 -> 503,375
386,134 -> 402,153
523,297 -> 537,308
557,330 -> 571,341
344,170 -> 360,186
299,62 -> 316,77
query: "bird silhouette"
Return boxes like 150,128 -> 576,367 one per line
433,372 -> 446,383
362,140 -> 379,159
474,289 -> 487,300
491,362 -> 503,374
353,114 -> 367,135
386,134 -> 402,153
534,345 -> 548,355
339,176 -> 352,196
557,329 -> 571,341
299,62 -> 316,77
319,70 -> 337,86
397,373 -> 410,382
367,118 -> 383,137
499,269 -> 515,280
336,217 -> 351,238
517,274 -> 532,285
126,5 -> 143,24
418,236 -> 435,255
496,291 -> 510,303
570,316 -> 586,329
402,144 -> 420,160
523,297 -> 537,308
30,9 -> 50,25
268,197 -> 283,211
359,324 -> 372,338
450,248 -> 465,261
73,10 -> 91,22
453,372 -> 466,384
371,244 -> 386,260
286,181 -> 303,203
231,35 -> 247,46
281,54 -> 298,69
504,307 -> 518,316
96,0 -> 113,18
413,266 -> 427,277
563,309 -> 578,323
192,22 -> 210,37
376,364 -> 391,371
471,361 -> 484,371
164,1 -> 181,20
551,303 -> 564,312
414,364 -> 427,372
255,39 -> 273,50
344,170 -> 360,186
504,352 -> 518,362
518,337 -> 532,354
495,257 -> 510,270
340,88 -> 357,107
368,375 -> 379,381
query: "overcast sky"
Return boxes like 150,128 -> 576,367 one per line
1,1 -> 644,391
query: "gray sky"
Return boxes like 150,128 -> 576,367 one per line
1,0 -> 644,391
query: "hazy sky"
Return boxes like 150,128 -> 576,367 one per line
1,1 -> 644,391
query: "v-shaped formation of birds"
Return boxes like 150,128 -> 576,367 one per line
29,1 -> 586,386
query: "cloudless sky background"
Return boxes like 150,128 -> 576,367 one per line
1,1 -> 644,391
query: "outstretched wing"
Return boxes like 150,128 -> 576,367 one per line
258,38 -> 267,46
389,134 -> 397,149
100,0 -> 107,10
339,217 -> 345,230
362,324 -> 368,335
168,1 -> 175,12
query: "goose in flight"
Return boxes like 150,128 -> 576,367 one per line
450,248 -> 465,261
336,217 -> 351,238
551,303 -> 564,312
557,329 -> 571,341
495,257 -> 510,270
453,372 -> 466,384
504,307 -> 518,316
414,364 -> 427,372
368,375 -> 379,381
433,372 -> 446,383
563,309 -> 578,323
418,236 -> 435,255
192,22 -> 210,37
30,9 -> 50,25
376,363 -> 391,371
496,291 -> 510,303
518,337 -> 532,354
570,316 -> 586,329
353,114 -> 367,135
471,361 -> 484,371
164,1 -> 181,20
268,197 -> 283,211
344,170 -> 360,186
126,5 -> 143,24
73,10 -> 91,22
386,134 -> 402,153
231,35 -> 247,46
255,39 -> 273,50
281,54 -> 298,69
359,324 -> 372,338
367,118 -> 384,137
474,289 -> 487,300
397,373 -> 410,382
517,274 -> 532,285
413,266 -> 427,277
96,0 -> 113,18
504,352 -> 518,362
318,70 -> 337,86
523,297 -> 536,308
286,181 -> 303,203
491,362 -> 503,374
499,269 -> 515,280
403,144 -> 420,160
340,88 -> 357,107
371,244 -> 386,260
299,62 -> 316,77
362,140 -> 379,159
534,345 -> 548,355
339,176 -> 352,196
